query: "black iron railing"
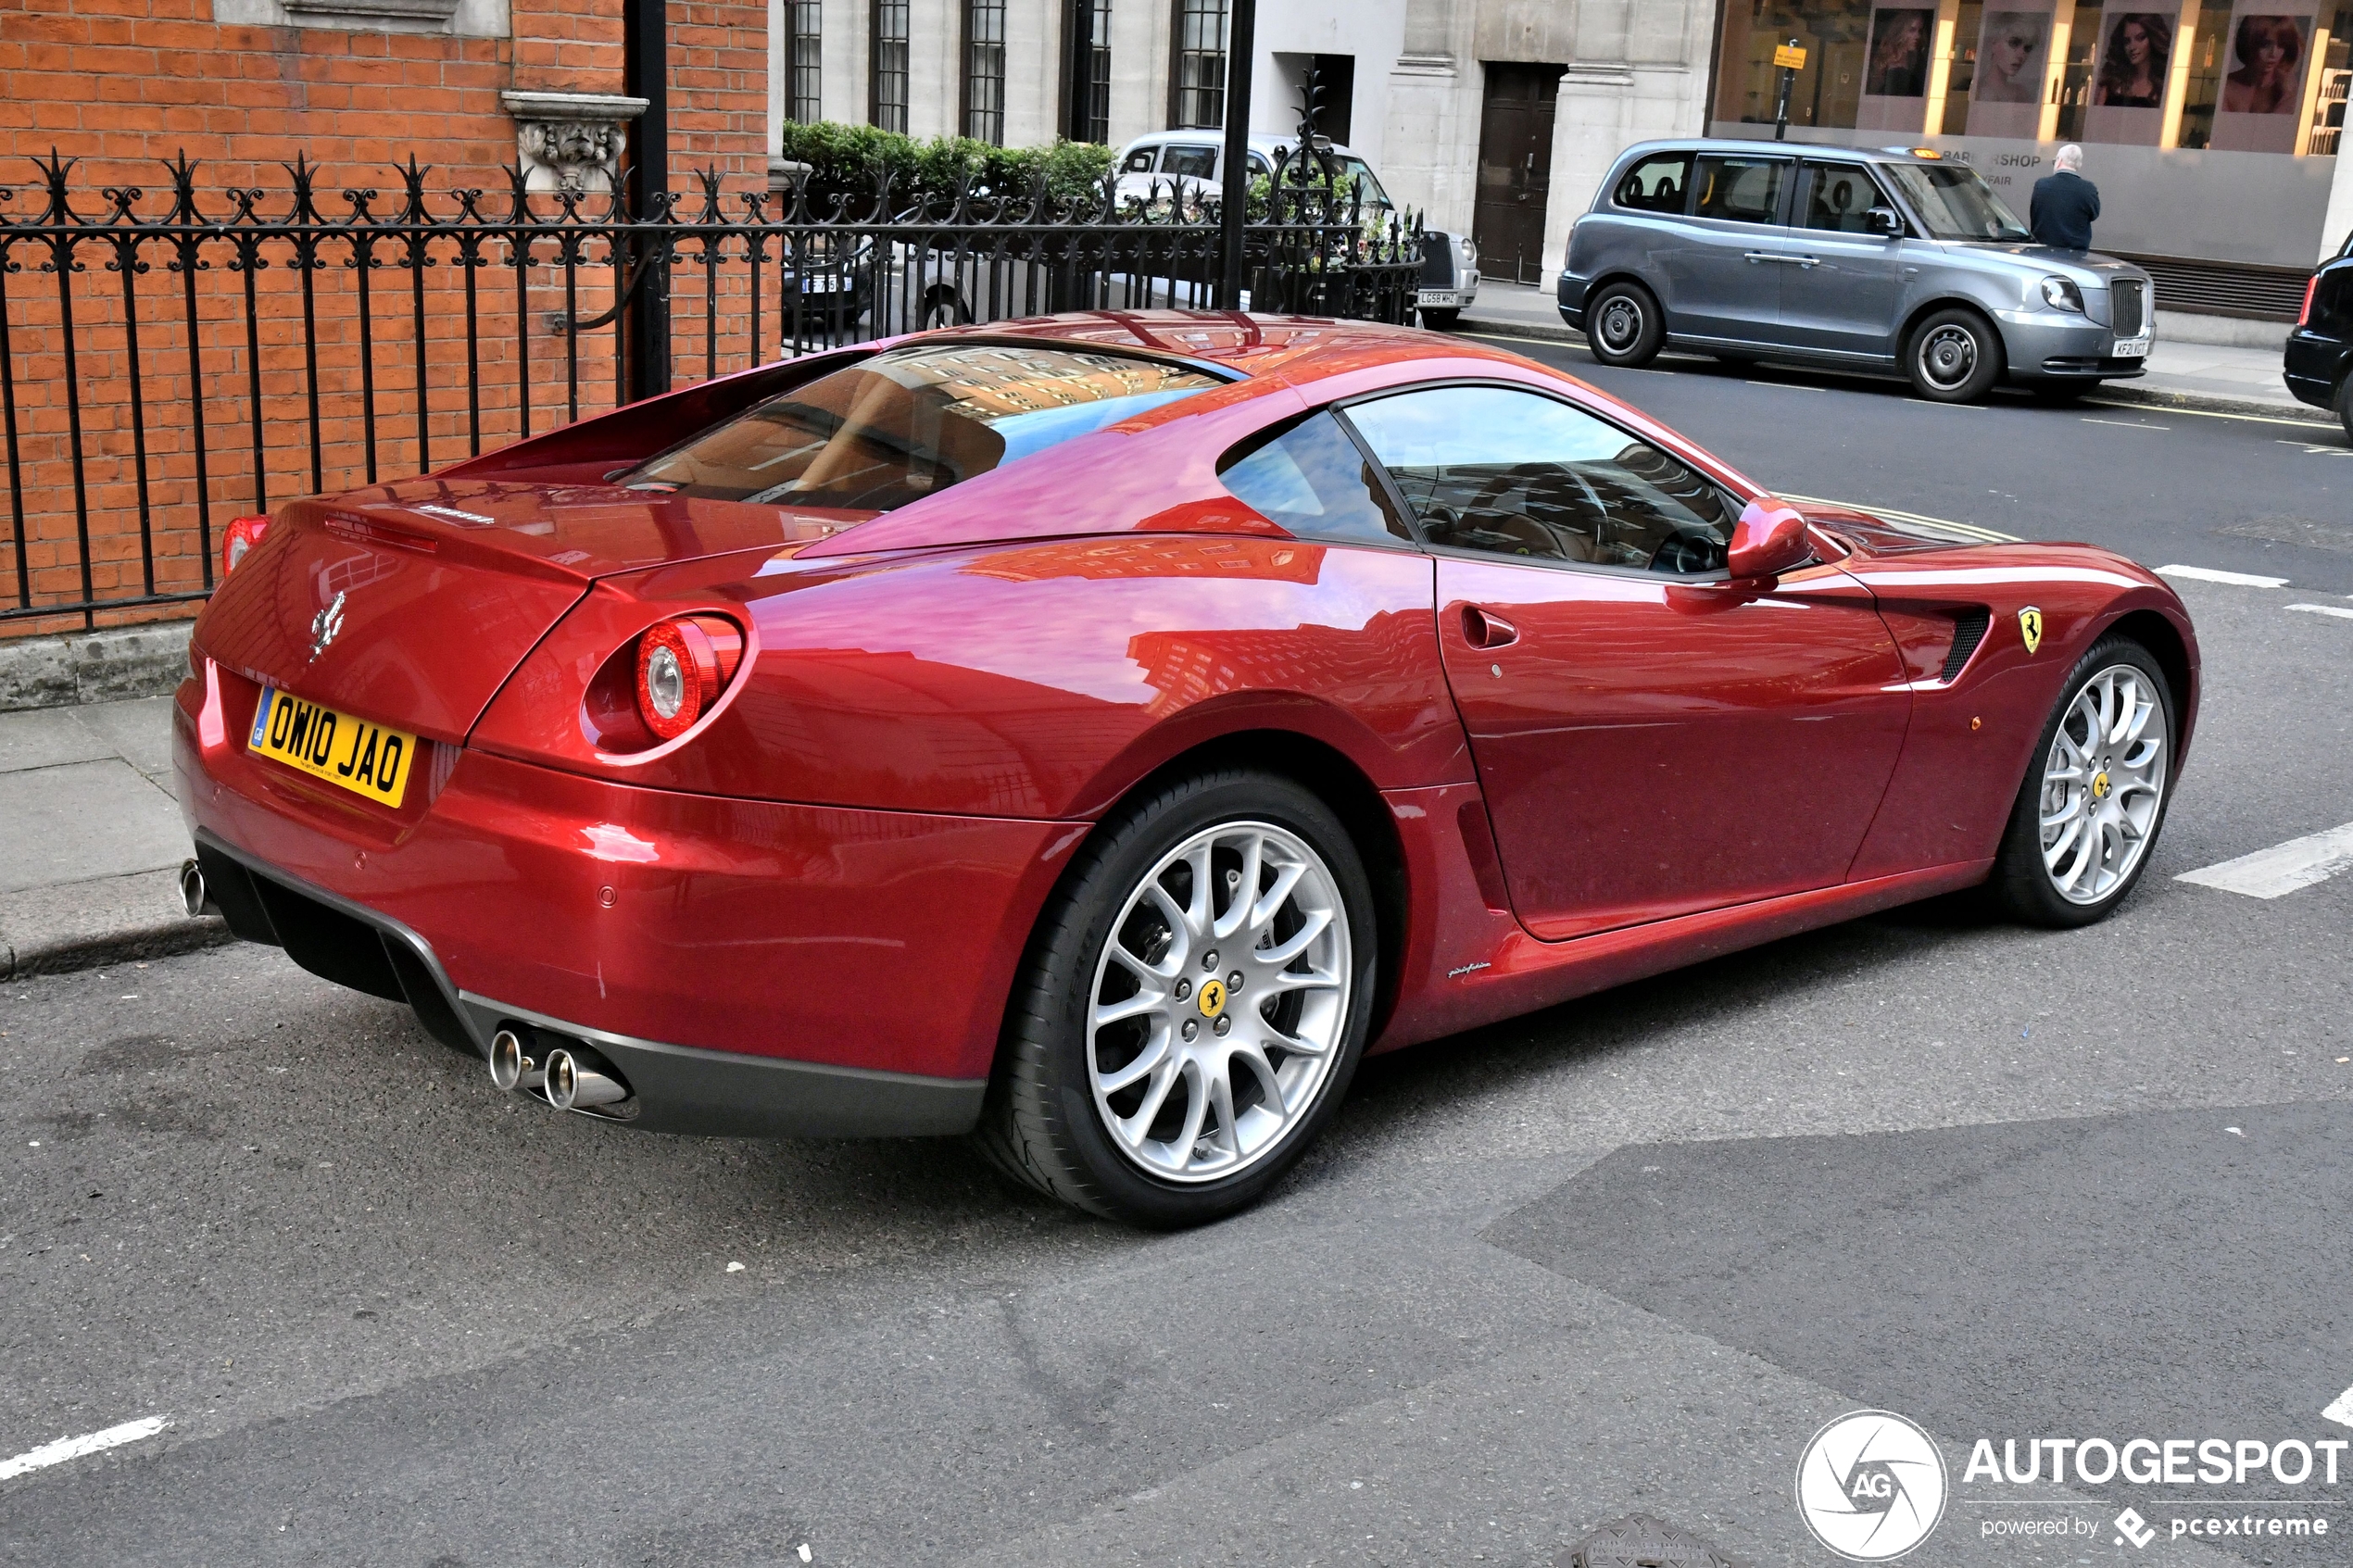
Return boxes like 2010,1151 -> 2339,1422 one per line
0,149 -> 1422,633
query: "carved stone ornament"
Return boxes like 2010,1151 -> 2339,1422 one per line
500,91 -> 650,195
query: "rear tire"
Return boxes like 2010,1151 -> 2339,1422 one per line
1906,307 -> 2002,403
1988,636 -> 2176,928
2335,373 -> 2353,445
975,769 -> 1378,1228
1585,281 -> 1665,368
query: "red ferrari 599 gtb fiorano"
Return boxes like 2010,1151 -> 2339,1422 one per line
175,313 -> 2197,1226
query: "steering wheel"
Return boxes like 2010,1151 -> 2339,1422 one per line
1648,526 -> 1725,575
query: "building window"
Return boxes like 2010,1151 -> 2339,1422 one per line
1172,0 -> 1227,129
1086,0 -> 1113,143
874,0 -> 909,132
786,0 -> 821,124
965,0 -> 1008,144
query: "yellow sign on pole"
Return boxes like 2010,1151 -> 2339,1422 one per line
1773,43 -> 1809,69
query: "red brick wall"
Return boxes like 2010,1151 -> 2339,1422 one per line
0,0 -> 771,637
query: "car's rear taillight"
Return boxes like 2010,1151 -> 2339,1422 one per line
2297,274 -> 2320,328
632,615 -> 744,740
221,515 -> 271,577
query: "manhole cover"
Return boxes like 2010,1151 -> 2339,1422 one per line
1557,1511 -> 1740,1568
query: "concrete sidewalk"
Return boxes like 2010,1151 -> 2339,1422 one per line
1449,281 -> 2332,422
0,695 -> 224,976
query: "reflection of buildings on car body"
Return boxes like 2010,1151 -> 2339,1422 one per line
770,0 -> 2349,316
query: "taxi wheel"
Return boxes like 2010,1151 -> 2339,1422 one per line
1906,307 -> 2002,403
2335,374 -> 2353,445
975,768 -> 1378,1229
1989,636 -> 2175,928
1586,282 -> 1664,367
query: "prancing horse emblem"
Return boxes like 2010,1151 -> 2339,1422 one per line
308,590 -> 346,662
2018,606 -> 2044,657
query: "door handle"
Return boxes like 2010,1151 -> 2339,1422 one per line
1462,606 -> 1519,649
1743,252 -> 1808,265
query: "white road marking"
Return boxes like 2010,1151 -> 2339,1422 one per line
2157,564 -> 2290,587
2082,417 -> 2169,430
0,1415 -> 170,1481
2285,602 -> 2353,621
2084,398 -> 2338,430
2176,822 -> 2353,900
2325,1386 -> 2353,1428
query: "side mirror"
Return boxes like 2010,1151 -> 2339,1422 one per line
1728,497 -> 1813,582
1865,206 -> 1903,238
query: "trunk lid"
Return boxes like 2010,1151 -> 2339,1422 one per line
195,479 -> 861,742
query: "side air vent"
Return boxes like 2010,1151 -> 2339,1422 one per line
1942,608 -> 1992,683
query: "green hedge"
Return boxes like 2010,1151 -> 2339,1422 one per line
776,122 -> 1117,212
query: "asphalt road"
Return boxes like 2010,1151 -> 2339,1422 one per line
4,367 -> 2351,1568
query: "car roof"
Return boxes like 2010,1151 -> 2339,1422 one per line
912,310 -> 1528,380
1118,131 -> 1362,160
1614,136 -> 1943,167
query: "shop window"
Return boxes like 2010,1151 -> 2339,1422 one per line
1711,0 -> 1876,132
786,0 -> 821,125
874,0 -> 910,133
2056,3 -> 2104,141
1938,1 -> 1983,134
1085,0 -> 1114,144
2313,9 -> 2351,156
2175,3 -> 2234,150
1173,0 -> 1228,129
965,0 -> 1007,144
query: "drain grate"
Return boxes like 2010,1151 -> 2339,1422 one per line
1557,1512 -> 1742,1568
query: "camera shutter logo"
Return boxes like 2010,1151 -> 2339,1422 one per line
1794,1410 -> 1949,1561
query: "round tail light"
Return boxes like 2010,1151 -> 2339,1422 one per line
633,615 -> 744,740
221,514 -> 271,577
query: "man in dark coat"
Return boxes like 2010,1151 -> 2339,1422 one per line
2031,144 -> 2100,250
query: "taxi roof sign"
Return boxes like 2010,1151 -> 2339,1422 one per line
1773,43 -> 1808,69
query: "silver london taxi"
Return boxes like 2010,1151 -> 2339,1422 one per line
1557,140 -> 2155,403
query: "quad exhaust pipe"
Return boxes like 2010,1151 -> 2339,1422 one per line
487,1024 -> 632,1115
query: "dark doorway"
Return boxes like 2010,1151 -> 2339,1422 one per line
1474,62 -> 1565,284
1309,53 -> 1353,144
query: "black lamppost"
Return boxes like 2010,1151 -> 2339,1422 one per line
1216,0 -> 1257,311
623,0 -> 672,400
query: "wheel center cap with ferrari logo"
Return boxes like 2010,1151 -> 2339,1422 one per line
1196,979 -> 1227,1019
2093,770 -> 2111,799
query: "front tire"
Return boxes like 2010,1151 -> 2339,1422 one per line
975,770 -> 1378,1227
1906,307 -> 2002,403
1585,281 -> 1665,367
1989,636 -> 2176,927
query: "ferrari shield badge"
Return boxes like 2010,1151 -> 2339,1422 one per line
2018,607 -> 2044,656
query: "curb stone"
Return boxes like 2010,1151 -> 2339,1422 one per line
0,620 -> 196,713
1442,315 -> 2339,429
0,867 -> 233,980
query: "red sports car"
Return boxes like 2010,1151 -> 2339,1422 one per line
175,313 -> 2197,1226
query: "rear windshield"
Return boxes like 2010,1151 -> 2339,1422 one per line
1884,162 -> 2030,242
622,345 -> 1224,510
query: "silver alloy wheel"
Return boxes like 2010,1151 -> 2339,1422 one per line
1918,323 -> 1981,392
2038,663 -> 2168,904
1086,820 -> 1353,1184
1595,295 -> 1644,354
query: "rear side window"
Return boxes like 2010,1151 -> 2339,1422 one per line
1691,156 -> 1790,226
2313,268 -> 2353,338
623,345 -> 1223,510
1218,412 -> 1414,547
1798,163 -> 1886,233
1121,147 -> 1157,174
1162,145 -> 1218,180
1614,154 -> 1692,214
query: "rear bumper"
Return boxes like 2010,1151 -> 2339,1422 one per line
2283,332 -> 2348,409
175,664 -> 1075,1136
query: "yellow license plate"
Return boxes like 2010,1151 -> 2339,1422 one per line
247,687 -> 418,808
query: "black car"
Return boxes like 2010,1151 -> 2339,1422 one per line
2285,234 -> 2353,440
